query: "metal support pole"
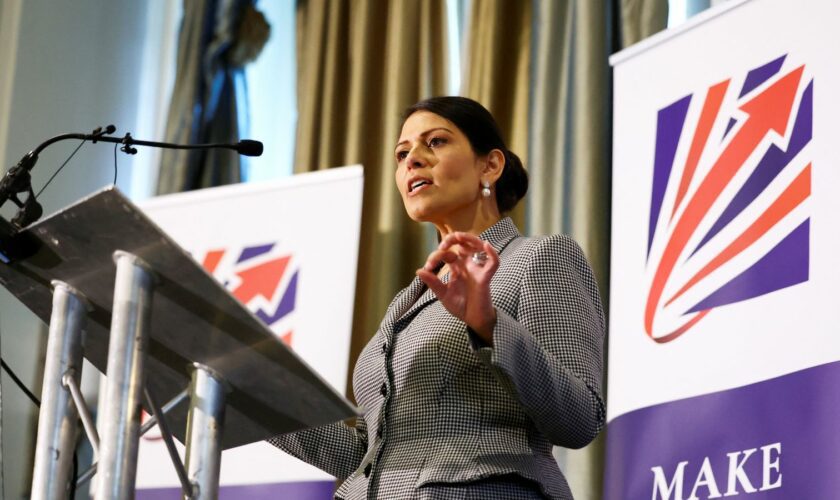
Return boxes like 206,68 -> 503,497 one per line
31,281 -> 87,500
140,388 -> 189,436
94,251 -> 154,499
76,388 -> 189,490
63,373 -> 100,457
184,363 -> 228,499
145,388 -> 192,497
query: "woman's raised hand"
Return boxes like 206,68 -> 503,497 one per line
416,232 -> 499,345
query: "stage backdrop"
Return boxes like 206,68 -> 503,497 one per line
606,0 -> 840,498
132,166 -> 363,498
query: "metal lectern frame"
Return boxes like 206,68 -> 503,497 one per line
0,187 -> 357,499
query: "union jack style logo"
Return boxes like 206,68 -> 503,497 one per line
199,242 -> 298,346
142,243 -> 297,439
645,54 -> 812,343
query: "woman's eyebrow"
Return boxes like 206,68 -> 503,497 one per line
395,127 -> 454,149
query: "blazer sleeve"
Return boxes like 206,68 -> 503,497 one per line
267,416 -> 368,480
476,234 -> 606,449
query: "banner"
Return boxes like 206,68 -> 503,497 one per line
607,1 -> 840,498
133,166 -> 363,498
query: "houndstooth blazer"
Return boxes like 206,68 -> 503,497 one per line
269,217 -> 606,499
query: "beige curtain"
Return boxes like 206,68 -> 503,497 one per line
529,5 -> 611,499
528,0 -> 668,277
157,0 -> 269,194
620,0 -> 669,48
461,0 -> 532,228
527,1 -> 668,499
294,0 -> 448,395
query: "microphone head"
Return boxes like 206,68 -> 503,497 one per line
105,124 -> 116,134
237,140 -> 263,157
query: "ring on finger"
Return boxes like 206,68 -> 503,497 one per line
471,251 -> 488,266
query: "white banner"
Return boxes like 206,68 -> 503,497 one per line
133,166 -> 363,497
607,0 -> 840,498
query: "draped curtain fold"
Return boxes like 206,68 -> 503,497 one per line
461,0 -> 532,229
527,4 -> 612,500
526,0 -> 668,498
157,0 -> 266,194
620,0 -> 669,48
294,0 -> 448,395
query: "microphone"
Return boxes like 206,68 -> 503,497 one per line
91,124 -> 117,138
236,140 -> 263,157
0,127 -> 264,211
1,128 -> 264,211
0,126 -> 265,261
93,133 -> 264,158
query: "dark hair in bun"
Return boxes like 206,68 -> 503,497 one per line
402,96 -> 528,213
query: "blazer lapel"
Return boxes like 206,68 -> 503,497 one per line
394,273 -> 448,328
379,275 -> 427,336
481,217 -> 521,257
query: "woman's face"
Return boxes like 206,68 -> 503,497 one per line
394,111 -> 485,224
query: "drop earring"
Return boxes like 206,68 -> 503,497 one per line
481,180 -> 491,198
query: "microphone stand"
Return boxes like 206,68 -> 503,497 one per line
0,125 -> 263,263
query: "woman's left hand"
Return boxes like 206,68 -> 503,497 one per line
416,232 -> 499,345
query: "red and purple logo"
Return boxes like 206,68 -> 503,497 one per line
142,242 -> 298,440
199,242 -> 298,346
644,54 -> 812,343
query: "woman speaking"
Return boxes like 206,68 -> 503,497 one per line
270,96 -> 605,500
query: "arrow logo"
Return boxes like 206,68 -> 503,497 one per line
231,255 -> 290,304
198,243 -> 299,344
644,56 -> 811,343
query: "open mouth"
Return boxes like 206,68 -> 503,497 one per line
409,179 -> 432,193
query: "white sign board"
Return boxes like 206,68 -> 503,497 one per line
133,166 -> 363,498
607,1 -> 840,498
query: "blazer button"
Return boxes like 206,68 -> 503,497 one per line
376,427 -> 383,438
380,383 -> 387,396
363,463 -> 372,478
381,342 -> 387,353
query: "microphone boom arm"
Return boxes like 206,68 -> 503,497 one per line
0,126 -> 263,258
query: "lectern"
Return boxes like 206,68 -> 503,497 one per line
0,187 -> 357,498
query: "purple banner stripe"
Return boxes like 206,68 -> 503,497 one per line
136,480 -> 336,500
604,361 -> 840,499
256,269 -> 298,324
649,94 -> 692,258
238,243 -> 275,263
722,117 -> 737,140
686,218 -> 809,314
739,54 -> 787,98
